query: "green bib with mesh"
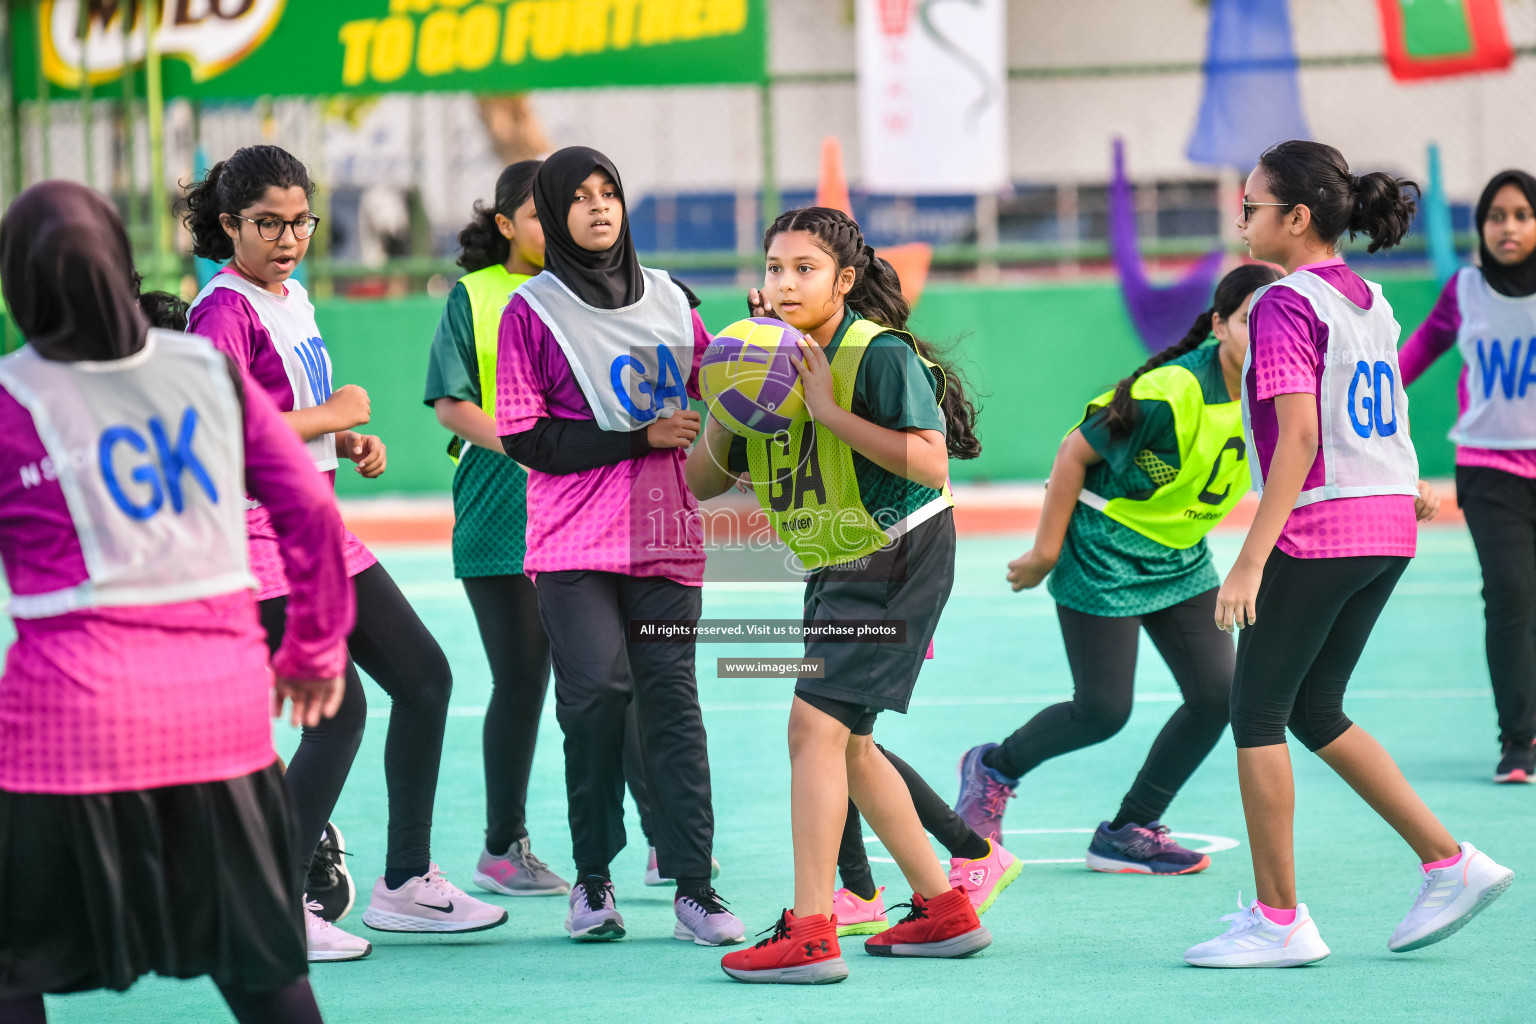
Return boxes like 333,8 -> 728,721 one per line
1075,362 -> 1249,550
745,319 -> 955,570
448,264 -> 531,463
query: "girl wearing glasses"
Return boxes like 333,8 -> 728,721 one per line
1400,170 -> 1536,785
185,145 -> 508,959
1184,140 -> 1512,968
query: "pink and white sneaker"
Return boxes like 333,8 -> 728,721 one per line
832,886 -> 889,936
361,864 -> 509,933
948,838 -> 1022,915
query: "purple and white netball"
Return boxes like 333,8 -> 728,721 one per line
698,317 -> 809,437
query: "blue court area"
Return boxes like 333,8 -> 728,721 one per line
37,529 -> 1530,1023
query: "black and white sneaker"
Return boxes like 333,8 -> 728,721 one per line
1494,738 -> 1535,784
306,822 -> 356,922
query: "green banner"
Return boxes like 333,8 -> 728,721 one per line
12,0 -> 766,101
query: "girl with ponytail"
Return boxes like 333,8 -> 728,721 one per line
1187,140 -> 1512,969
953,263 -> 1279,882
691,206 -> 991,983
185,145 -> 509,958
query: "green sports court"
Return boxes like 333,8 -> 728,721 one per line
25,525 -> 1528,1024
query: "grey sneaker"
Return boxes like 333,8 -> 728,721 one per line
473,837 -> 571,896
674,888 -> 745,946
565,876 -> 625,941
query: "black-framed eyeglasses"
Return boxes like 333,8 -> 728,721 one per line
1240,201 -> 1293,225
227,213 -> 320,241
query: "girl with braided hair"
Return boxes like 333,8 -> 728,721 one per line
691,206 -> 987,983
954,263 -> 1280,876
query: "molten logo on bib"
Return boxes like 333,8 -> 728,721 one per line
39,0 -> 286,88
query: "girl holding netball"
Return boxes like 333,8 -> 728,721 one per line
494,146 -> 741,946
1401,169 -> 1536,784
1185,141 -> 1512,968
689,206 -> 988,984
953,263 -> 1280,875
185,145 -> 506,959
0,181 -> 351,1023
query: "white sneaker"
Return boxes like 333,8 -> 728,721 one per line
305,900 -> 372,962
1389,842 -> 1514,952
1184,896 -> 1330,968
361,864 -> 510,933
643,846 -> 722,886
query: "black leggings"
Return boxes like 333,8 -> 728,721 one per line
836,746 -> 986,898
1458,465 -> 1536,744
1230,550 -> 1409,750
988,588 -> 1232,825
463,572 -> 658,853
261,561 -> 453,874
0,980 -> 323,1024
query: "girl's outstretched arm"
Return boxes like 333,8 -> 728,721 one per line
1006,430 -> 1101,591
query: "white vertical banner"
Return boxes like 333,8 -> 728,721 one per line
857,0 -> 1009,194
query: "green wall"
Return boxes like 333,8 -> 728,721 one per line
323,277 -> 1464,498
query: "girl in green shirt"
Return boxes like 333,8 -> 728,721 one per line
954,263 -> 1280,875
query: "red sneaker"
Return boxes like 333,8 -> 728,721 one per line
720,909 -> 848,984
862,887 -> 992,958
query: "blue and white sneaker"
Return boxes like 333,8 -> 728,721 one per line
1086,821 -> 1211,875
954,743 -> 1016,842
1185,896 -> 1330,968
674,888 -> 745,946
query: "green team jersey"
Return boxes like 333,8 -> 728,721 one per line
1047,344 -> 1234,617
726,306 -> 947,524
422,275 -> 529,578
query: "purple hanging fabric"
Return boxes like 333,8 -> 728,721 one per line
1110,139 -> 1225,353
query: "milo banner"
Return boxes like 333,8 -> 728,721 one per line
12,0 -> 766,100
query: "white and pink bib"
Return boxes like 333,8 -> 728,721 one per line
0,331 -> 252,617
1244,270 -> 1419,507
1450,266 -> 1536,449
191,273 -> 338,472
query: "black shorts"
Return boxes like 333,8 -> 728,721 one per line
792,507 -> 955,721
0,763 -> 307,999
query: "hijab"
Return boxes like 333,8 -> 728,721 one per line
1475,169 -> 1536,299
1,180 -> 147,361
532,146 -> 645,310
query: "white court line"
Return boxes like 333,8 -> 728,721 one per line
365,687 -> 1489,719
864,827 -> 1241,865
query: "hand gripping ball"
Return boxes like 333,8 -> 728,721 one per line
698,317 -> 809,437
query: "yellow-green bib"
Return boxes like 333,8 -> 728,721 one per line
449,264 -> 531,462
1076,363 -> 1249,550
745,319 -> 954,570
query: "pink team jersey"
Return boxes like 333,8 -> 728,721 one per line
0,371 -> 353,794
1399,273 -> 1536,480
494,294 -> 709,583
188,271 -> 377,599
1246,257 -> 1418,558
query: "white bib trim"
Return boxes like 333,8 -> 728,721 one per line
1450,266 -> 1536,449
1243,270 -> 1419,509
515,268 -> 695,432
191,272 -> 339,472
0,332 -> 255,618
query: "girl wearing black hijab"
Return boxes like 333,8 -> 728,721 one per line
493,147 -> 741,946
0,181 -> 354,1023
1402,169 -> 1536,783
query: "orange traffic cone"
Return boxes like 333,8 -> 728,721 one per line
814,135 -> 932,305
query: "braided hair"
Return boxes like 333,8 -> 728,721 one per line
763,206 -> 981,459
1096,263 -> 1282,441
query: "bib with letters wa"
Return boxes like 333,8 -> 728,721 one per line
1450,266 -> 1536,449
0,331 -> 253,618
192,272 -> 337,472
